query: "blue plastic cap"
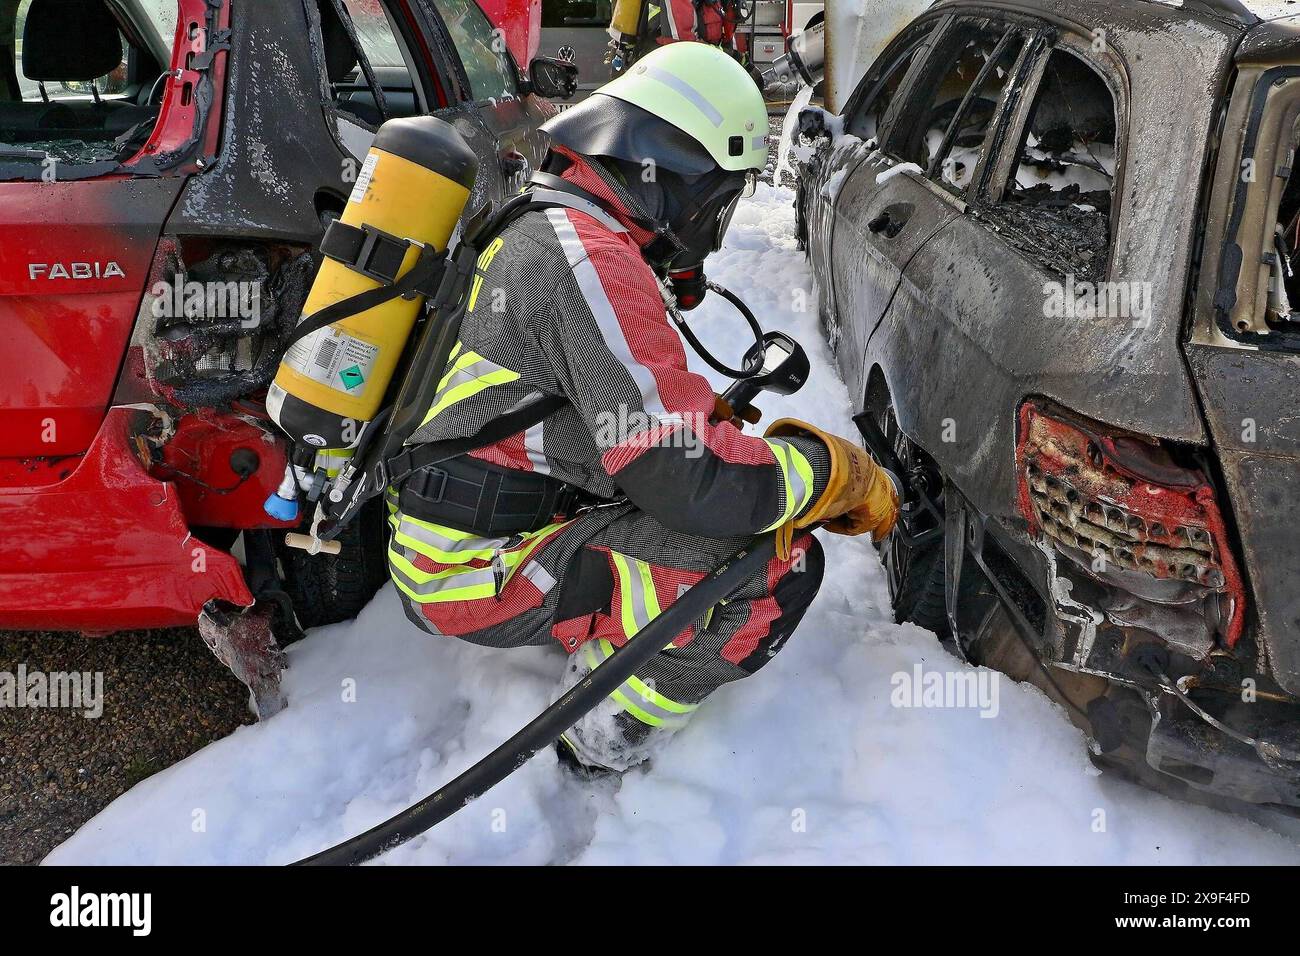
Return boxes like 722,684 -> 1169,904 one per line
263,492 -> 299,522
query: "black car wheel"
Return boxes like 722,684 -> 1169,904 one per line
273,496 -> 391,633
864,379 -> 950,640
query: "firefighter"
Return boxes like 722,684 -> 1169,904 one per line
661,0 -> 741,49
609,0 -> 750,75
387,42 -> 898,774
658,0 -> 700,43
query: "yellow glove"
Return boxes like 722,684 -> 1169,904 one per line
765,418 -> 900,542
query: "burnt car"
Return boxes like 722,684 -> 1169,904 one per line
795,0 -> 1300,808
0,0 -> 571,714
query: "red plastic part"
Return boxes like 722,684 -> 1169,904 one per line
128,0 -> 231,170
153,410 -> 299,530
0,407 -> 255,631
0,180 -> 184,457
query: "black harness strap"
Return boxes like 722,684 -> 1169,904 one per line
319,219 -> 418,286
377,393 -> 569,492
284,243 -> 448,351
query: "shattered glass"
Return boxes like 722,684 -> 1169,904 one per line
988,47 -> 1117,282
1,138 -> 121,164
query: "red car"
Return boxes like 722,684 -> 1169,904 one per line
0,0 -> 565,713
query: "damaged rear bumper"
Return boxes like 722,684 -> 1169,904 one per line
942,398 -> 1300,807
0,407 -> 254,631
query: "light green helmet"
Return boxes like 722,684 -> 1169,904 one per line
543,43 -> 768,177
601,43 -> 768,173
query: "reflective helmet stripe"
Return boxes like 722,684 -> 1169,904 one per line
640,64 -> 723,127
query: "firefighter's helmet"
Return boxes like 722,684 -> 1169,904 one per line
542,43 -> 767,176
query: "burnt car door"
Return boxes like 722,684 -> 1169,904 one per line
313,0 -> 531,214
421,0 -> 552,207
800,14 -> 959,405
304,0 -> 457,186
867,24 -> 1125,516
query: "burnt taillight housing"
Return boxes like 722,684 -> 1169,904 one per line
1015,400 -> 1246,645
114,237 -> 313,409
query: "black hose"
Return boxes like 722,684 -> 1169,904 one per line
293,532 -> 779,865
668,281 -> 766,380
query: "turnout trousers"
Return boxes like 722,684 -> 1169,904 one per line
390,501 -> 825,769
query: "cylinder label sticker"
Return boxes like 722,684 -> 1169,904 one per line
283,326 -> 380,396
349,153 -> 380,204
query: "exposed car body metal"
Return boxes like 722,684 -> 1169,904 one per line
1189,16 -> 1300,702
797,0 -> 1300,806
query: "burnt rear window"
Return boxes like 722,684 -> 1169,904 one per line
0,0 -> 169,169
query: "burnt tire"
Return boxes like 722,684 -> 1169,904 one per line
274,496 -> 391,632
864,380 -> 950,640
889,528 -> 949,637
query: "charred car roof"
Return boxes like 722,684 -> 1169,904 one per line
929,0 -> 1300,58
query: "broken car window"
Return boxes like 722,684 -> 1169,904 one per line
431,0 -> 519,101
341,0 -> 408,68
844,39 -> 925,145
989,46 -> 1117,282
321,0 -> 421,124
0,0 -> 168,169
887,22 -> 1023,195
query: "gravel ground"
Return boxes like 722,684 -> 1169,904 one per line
0,628 -> 250,864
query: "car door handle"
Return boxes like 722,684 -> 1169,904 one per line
868,211 -> 909,237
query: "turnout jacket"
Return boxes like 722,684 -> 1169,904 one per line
387,149 -> 831,620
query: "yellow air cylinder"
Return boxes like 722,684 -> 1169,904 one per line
608,0 -> 643,42
268,115 -> 478,450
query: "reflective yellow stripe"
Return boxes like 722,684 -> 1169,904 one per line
608,550 -> 663,637
392,512 -> 507,563
760,438 -> 816,532
421,346 -> 521,426
387,517 -> 572,605
387,544 -> 500,603
467,236 -> 505,313
584,638 -> 699,728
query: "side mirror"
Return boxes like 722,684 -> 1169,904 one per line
797,107 -> 830,142
525,56 -> 579,101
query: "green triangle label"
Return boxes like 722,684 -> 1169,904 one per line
339,365 -> 365,390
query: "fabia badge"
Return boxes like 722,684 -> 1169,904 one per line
29,261 -> 126,280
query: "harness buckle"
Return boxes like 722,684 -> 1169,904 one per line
323,219 -> 422,288
371,457 -> 391,493
421,468 -> 449,504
